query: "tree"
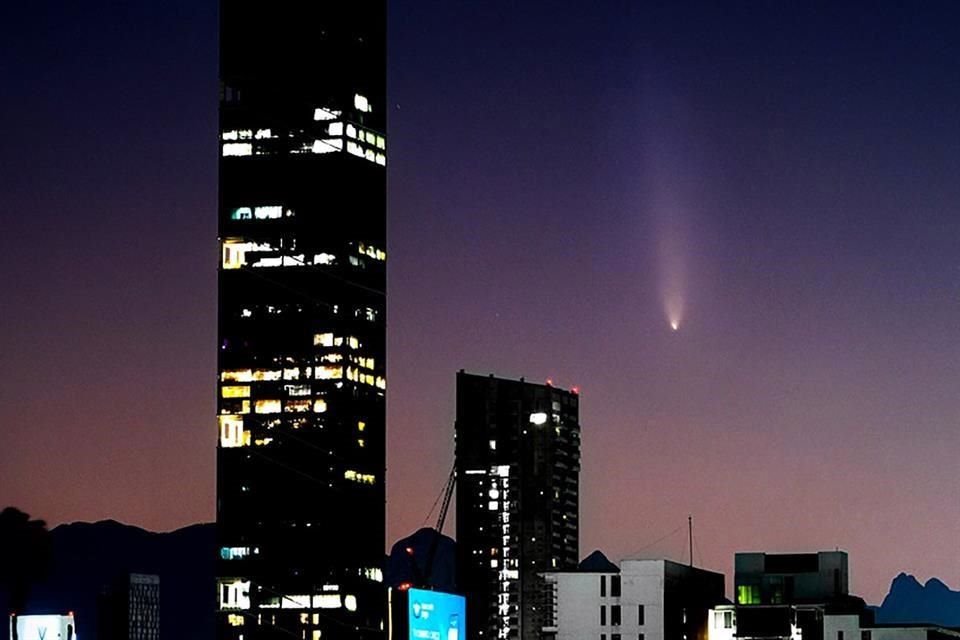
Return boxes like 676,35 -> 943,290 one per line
0,507 -> 52,616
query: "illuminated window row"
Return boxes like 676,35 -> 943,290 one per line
223,142 -> 253,157
219,412 -> 325,448
220,367 -> 353,385
359,567 -> 383,582
222,129 -> 274,141
344,470 -> 376,485
285,384 -> 310,396
221,142 -> 276,157
249,399 -> 327,414
346,141 -> 386,166
357,242 -> 386,261
220,546 -> 254,560
226,138 -> 379,160
221,241 -> 273,269
222,369 -> 281,382
220,368 -> 303,382
356,306 -> 378,322
314,333 -> 361,349
221,240 -> 338,270
314,107 -> 343,121
223,109 -> 385,163
221,129 -> 275,156
258,593 -> 357,612
354,94 -> 371,113
329,121 -> 385,150
230,205 -> 291,221
349,355 -> 375,369
306,123 -> 384,161
249,255 -> 307,268
357,128 -> 385,149
219,415 -> 250,448
345,367 -> 386,389
310,138 -> 343,154
219,400 -> 250,414
218,579 -> 250,610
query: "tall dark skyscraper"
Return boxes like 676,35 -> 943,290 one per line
455,372 -> 582,640
216,4 -> 386,640
99,573 -> 161,640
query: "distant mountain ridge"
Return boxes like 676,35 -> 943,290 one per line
873,572 -> 960,627
0,519 -> 216,640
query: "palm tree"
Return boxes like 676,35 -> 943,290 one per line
0,507 -> 52,636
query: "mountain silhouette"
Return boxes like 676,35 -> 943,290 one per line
385,527 -> 457,593
873,572 -> 960,626
578,550 -> 619,573
0,519 -> 215,640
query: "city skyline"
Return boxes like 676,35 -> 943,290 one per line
2,0 -> 959,608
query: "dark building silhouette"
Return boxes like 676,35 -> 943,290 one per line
735,551 -> 849,606
99,573 -> 160,640
455,372 -> 581,640
716,551 -> 870,640
216,3 -> 386,640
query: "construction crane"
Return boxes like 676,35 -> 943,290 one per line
424,463 -> 456,583
404,463 -> 456,589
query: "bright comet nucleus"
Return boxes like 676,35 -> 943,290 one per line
670,320 -> 679,331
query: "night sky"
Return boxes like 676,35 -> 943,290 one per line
2,1 -> 959,604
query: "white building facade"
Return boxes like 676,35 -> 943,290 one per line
706,606 -> 960,640
10,614 -> 77,640
542,559 -> 725,640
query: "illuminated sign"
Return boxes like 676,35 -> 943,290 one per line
408,588 -> 465,640
11,614 -> 77,640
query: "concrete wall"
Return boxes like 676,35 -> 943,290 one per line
822,614 -> 860,640
546,563 -> 667,640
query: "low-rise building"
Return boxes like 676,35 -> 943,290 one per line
542,558 -> 726,640
734,551 -> 849,606
708,550 -> 960,640
707,606 -> 960,640
10,613 -> 77,640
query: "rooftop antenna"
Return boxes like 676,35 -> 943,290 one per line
688,515 -> 693,567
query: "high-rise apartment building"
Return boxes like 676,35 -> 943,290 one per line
216,4 -> 386,640
455,372 -> 581,640
99,573 -> 161,640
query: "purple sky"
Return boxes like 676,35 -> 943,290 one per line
1,1 -> 959,604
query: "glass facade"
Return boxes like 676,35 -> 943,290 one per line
216,3 -> 386,640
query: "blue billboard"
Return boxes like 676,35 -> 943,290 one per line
407,588 -> 466,640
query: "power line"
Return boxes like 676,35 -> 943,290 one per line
626,523 -> 685,559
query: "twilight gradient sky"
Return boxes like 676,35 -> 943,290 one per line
2,1 -> 959,604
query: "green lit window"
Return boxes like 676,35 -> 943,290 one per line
736,585 -> 760,605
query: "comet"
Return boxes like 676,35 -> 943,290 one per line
638,87 -> 696,338
659,229 -> 686,334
